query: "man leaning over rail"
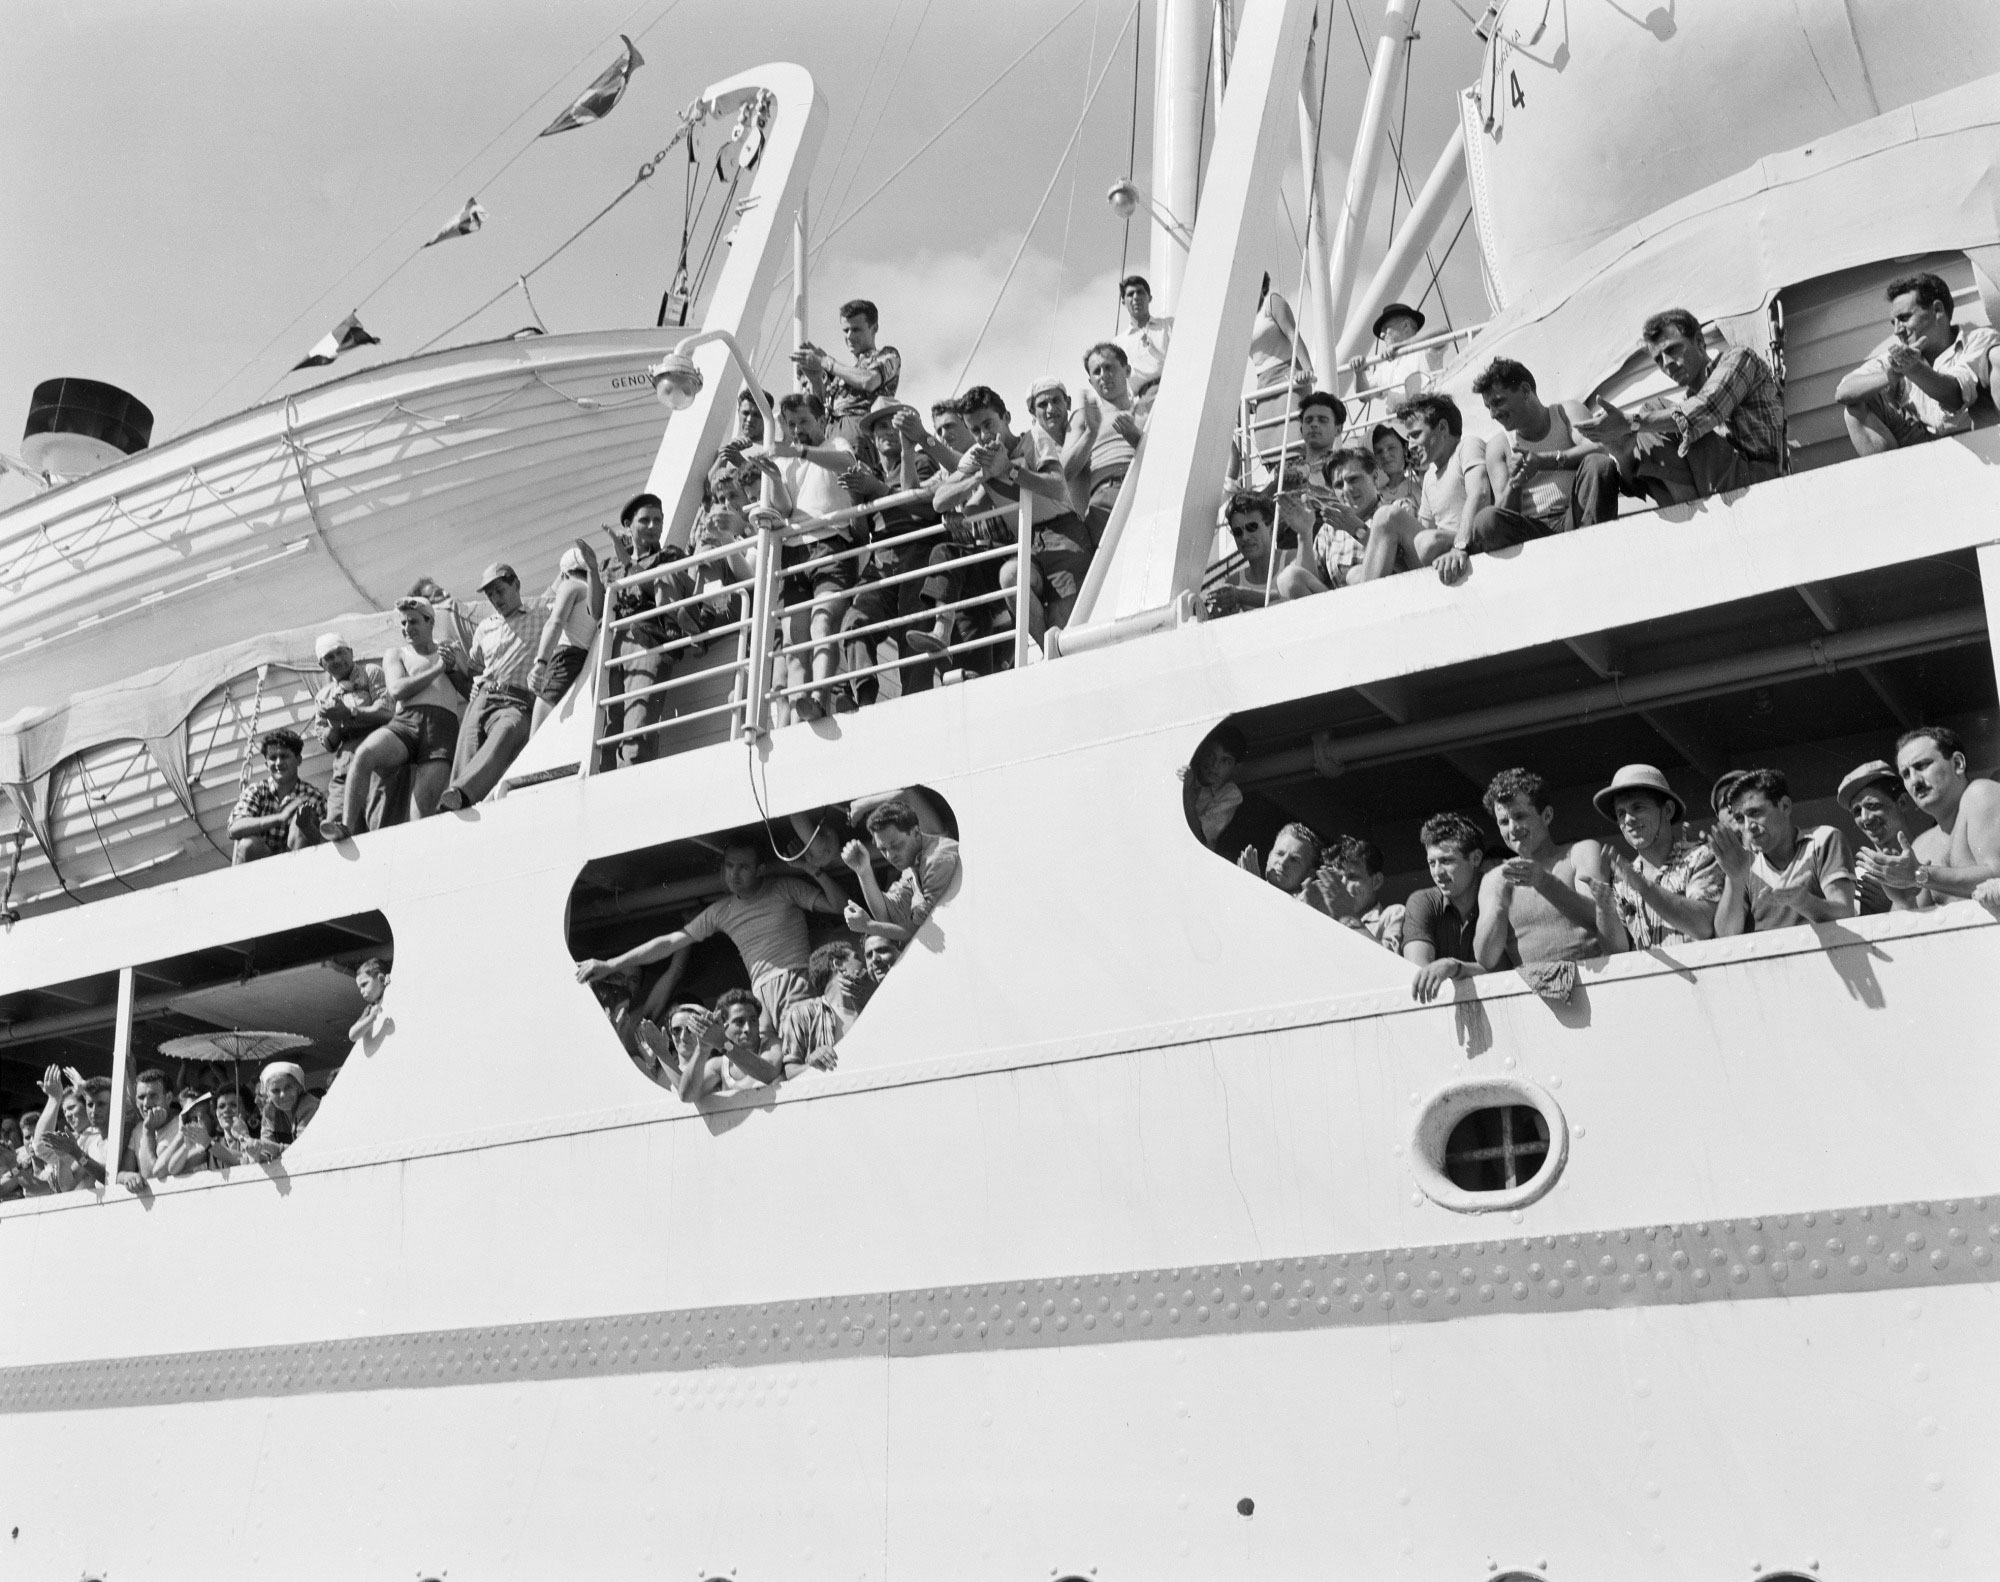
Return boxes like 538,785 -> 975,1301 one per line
1710,768 -> 1857,935
840,798 -> 960,945
1858,725 -> 2000,906
1404,813 -> 1486,1002
441,544 -> 602,809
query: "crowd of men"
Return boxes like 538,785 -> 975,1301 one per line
574,793 -> 959,1101
1215,724 -> 2000,1000
1210,271 -> 1995,611
0,958 -> 385,1199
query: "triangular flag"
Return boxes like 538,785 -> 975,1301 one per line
292,313 -> 382,370
423,196 -> 487,247
539,35 -> 644,136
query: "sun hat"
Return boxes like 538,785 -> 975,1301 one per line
1592,763 -> 1685,825
1371,301 -> 1426,339
477,561 -> 517,590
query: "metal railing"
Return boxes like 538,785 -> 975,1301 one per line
586,488 -> 1035,766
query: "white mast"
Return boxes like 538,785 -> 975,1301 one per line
1323,0 -> 1421,370
1295,22 -> 1337,385
1148,0 -> 1210,312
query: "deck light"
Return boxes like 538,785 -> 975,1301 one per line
1103,179 -> 1194,247
650,351 -> 703,410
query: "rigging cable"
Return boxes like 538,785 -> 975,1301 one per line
1339,0 -> 1454,332
817,0 -> 936,253
178,0 -> 687,436
1047,0 -> 1107,366
809,0 -> 906,245
1262,9 -> 1334,611
949,0 -> 1140,393
1117,9 -> 1142,331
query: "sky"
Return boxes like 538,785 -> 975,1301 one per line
0,0 -> 1487,509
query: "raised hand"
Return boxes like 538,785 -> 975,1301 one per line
574,959 -> 613,984
1706,820 -> 1755,881
840,839 -> 873,873
1856,832 -> 1921,892
843,900 -> 873,933
1237,844 -> 1261,874
39,1064 -> 64,1101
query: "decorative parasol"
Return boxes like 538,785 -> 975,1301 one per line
156,1031 -> 312,1065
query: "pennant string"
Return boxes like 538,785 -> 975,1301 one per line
178,0 -> 688,435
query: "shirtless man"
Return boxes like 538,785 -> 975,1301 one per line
1474,767 -> 1615,969
1857,726 -> 2000,905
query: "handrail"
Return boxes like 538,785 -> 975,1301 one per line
586,487 -> 1035,762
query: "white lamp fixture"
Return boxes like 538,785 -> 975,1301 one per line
1104,178 -> 1194,248
649,351 -> 703,410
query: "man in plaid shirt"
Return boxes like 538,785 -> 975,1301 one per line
227,728 -> 326,864
1582,307 -> 1787,506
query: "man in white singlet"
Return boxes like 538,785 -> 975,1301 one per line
1466,357 -> 1621,553
320,596 -> 469,839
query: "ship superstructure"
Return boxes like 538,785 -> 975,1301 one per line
2,5 -> 1998,1578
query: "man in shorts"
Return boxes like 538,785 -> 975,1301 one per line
747,391 -> 860,720
441,543 -> 600,809
311,632 -> 395,828
226,728 -> 326,863
320,597 -> 468,839
574,838 -> 848,1033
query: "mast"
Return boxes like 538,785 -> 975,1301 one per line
1149,0 -> 1210,312
1323,0 -> 1421,367
1295,22 -> 1337,385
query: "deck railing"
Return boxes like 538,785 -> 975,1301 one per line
586,490 -> 1033,768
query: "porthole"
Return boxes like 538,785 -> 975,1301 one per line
1410,1077 -> 1568,1213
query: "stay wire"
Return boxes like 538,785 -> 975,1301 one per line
818,0 -> 935,252
949,0 -> 1138,393
809,0 -> 904,246
1117,6 -> 1140,331
179,0 -> 685,436
1048,0 -> 1107,366
1263,10 -> 1333,610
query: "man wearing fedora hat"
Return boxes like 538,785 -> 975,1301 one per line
1369,302 -> 1439,400
1592,764 -> 1722,949
1837,759 -> 1932,914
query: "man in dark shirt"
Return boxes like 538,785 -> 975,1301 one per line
1402,812 -> 1486,1001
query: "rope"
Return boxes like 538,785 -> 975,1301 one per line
949,0 -> 1139,392
414,115 -> 698,355
1262,11 -> 1334,610
1117,10 -> 1141,330
809,0 -> 905,245
176,0 -> 688,437
1,825 -> 24,925
764,0 -> 1091,304
1047,0 -> 1107,366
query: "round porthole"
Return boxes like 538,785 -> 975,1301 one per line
1410,1076 -> 1568,1213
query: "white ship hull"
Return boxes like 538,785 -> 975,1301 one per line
4,431 -> 1997,1577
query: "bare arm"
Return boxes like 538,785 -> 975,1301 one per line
637,950 -> 690,1022
384,646 -> 448,704
1472,868 -> 1513,970
1918,782 -> 2000,898
574,930 -> 695,983
1060,402 -> 1097,479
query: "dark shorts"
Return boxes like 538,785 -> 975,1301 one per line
538,645 -> 589,705
386,703 -> 460,764
781,536 -> 857,612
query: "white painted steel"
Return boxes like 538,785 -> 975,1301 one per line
1463,0 -> 2000,308
1337,120 -> 1468,367
640,65 -> 827,541
1149,0 -> 1210,313
1322,0 -> 1421,353
1295,27 -> 1337,383
1074,0 -> 1320,629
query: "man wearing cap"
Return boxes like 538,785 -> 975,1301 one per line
311,632 -> 394,829
226,728 -> 326,864
1592,765 -> 1722,949
1837,760 -> 1932,914
1115,274 -> 1174,395
1857,724 -> 2000,905
442,540 -> 601,809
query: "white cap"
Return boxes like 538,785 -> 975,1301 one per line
313,632 -> 348,661
558,546 -> 588,576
